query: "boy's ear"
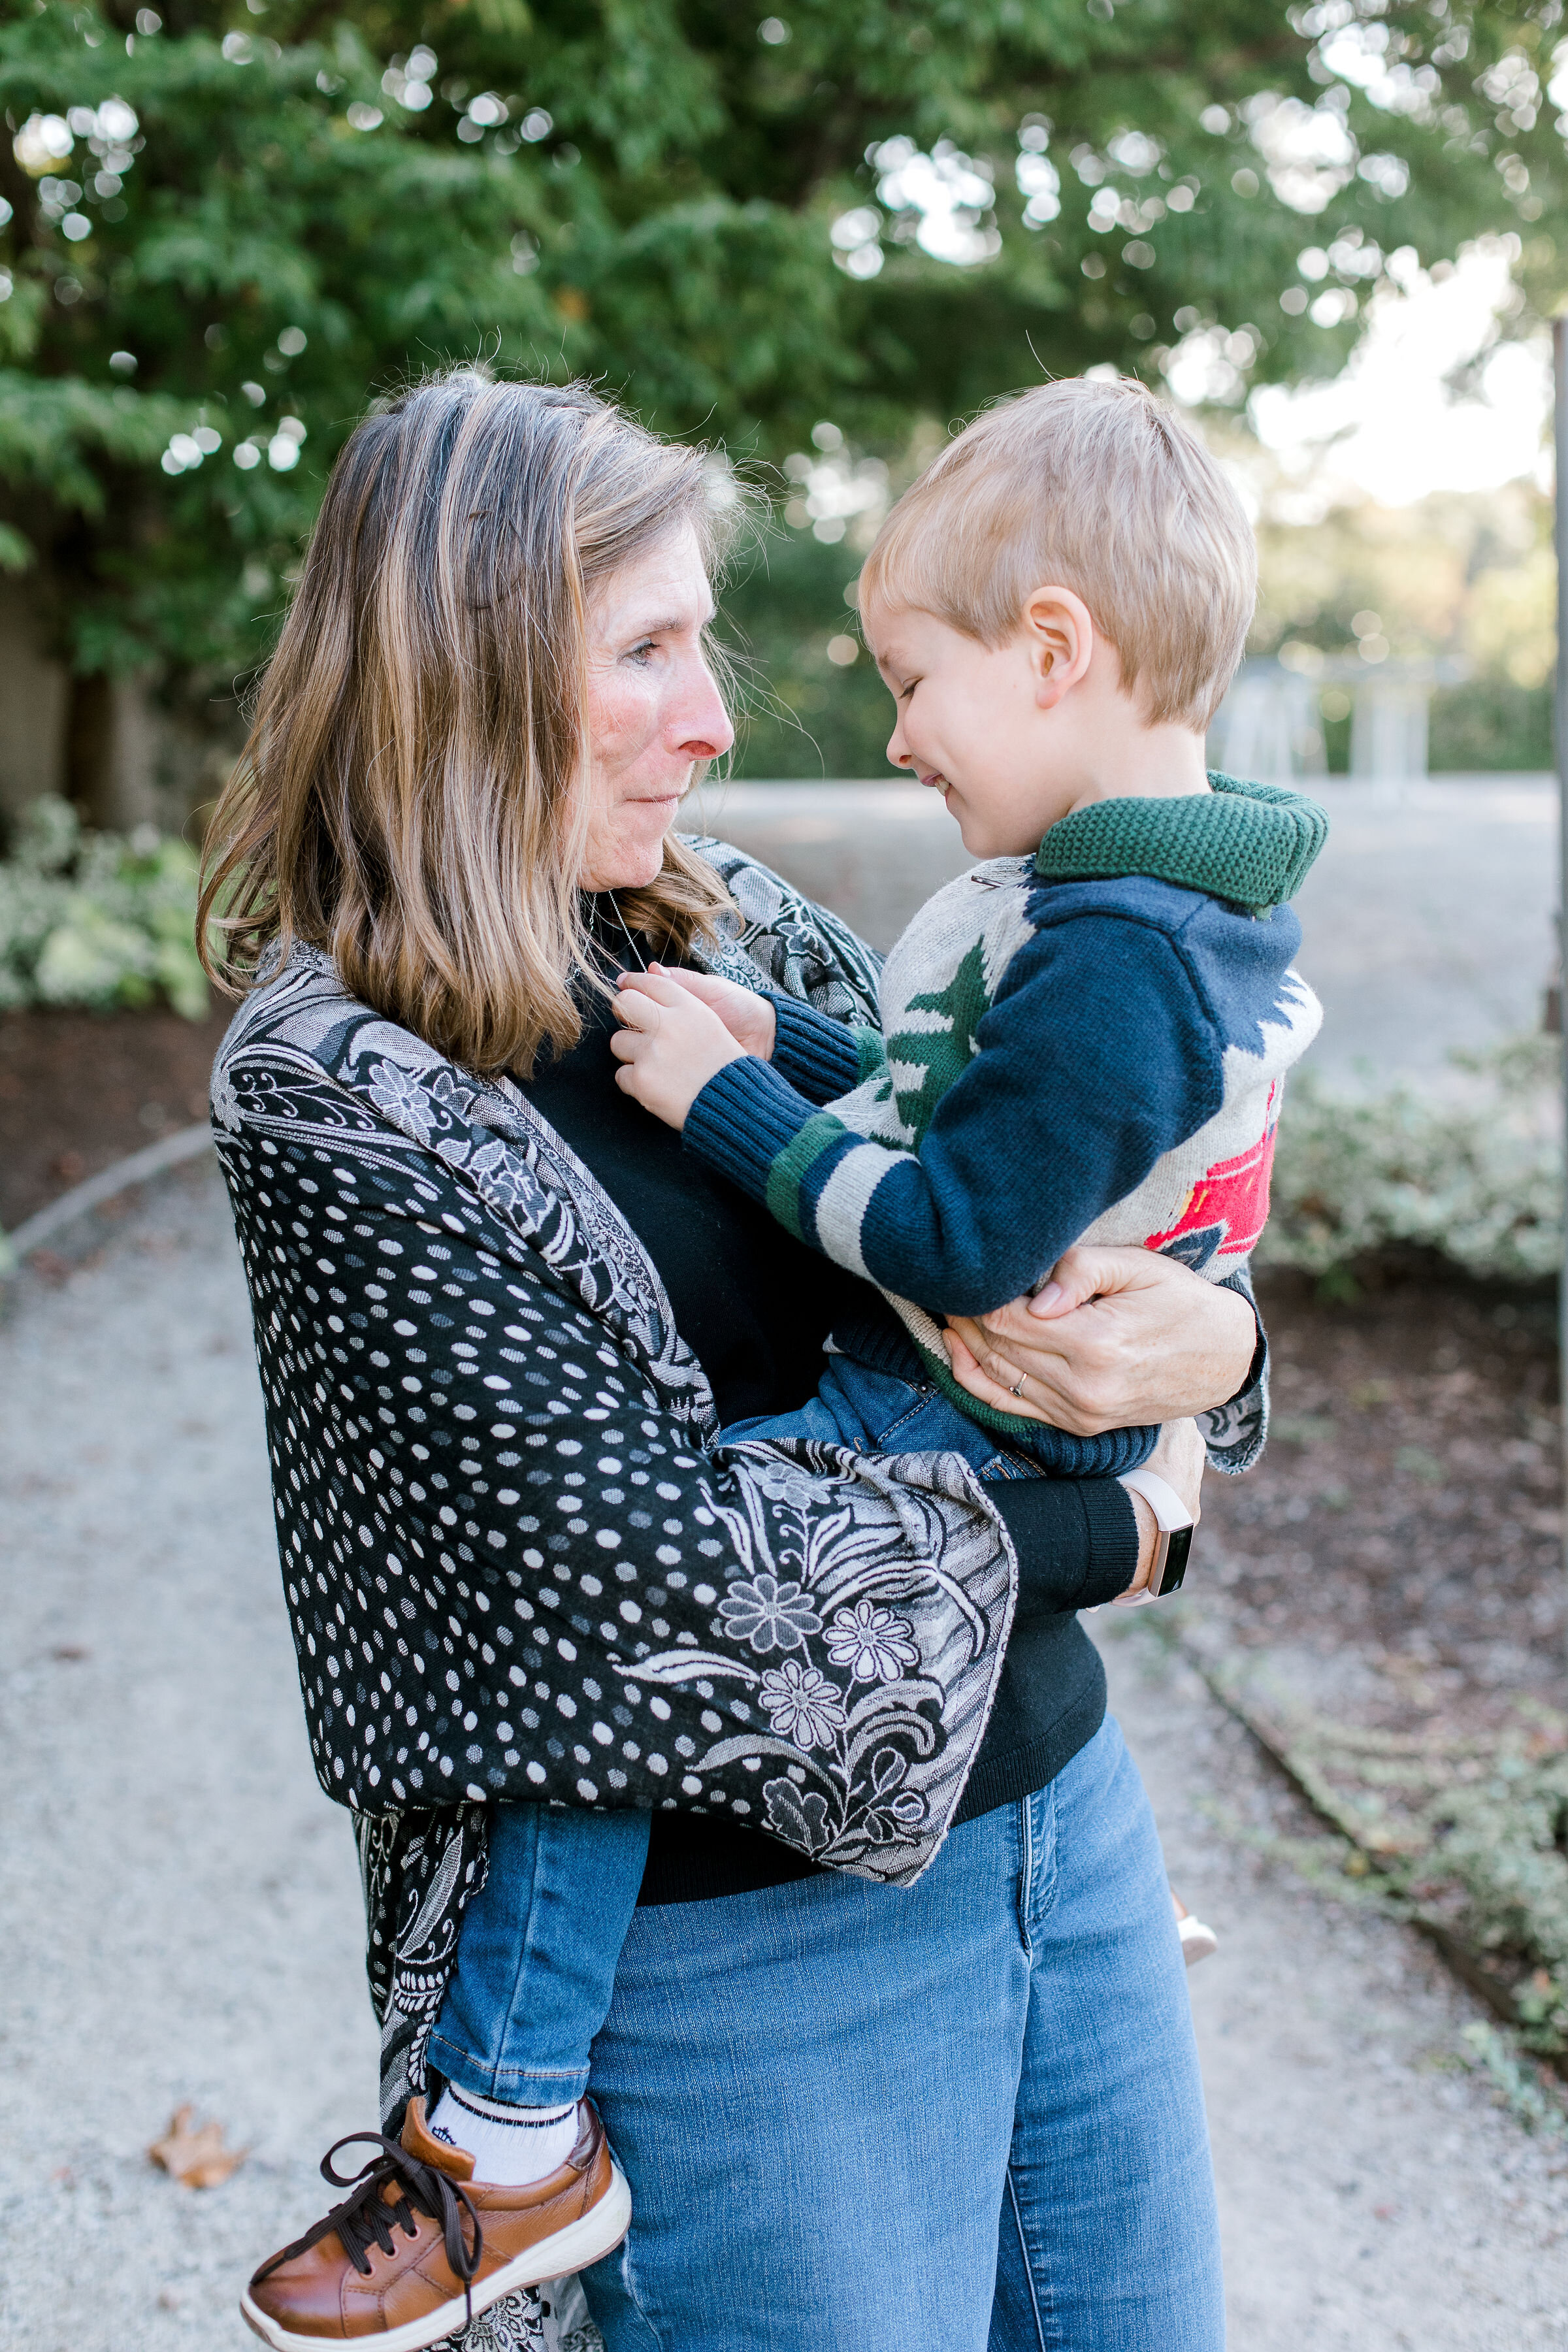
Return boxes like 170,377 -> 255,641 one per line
1021,584 -> 1095,708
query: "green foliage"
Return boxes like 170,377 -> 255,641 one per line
723,527 -> 896,780
1262,1038 -> 1562,1285
1457,2021 -> 1568,2135
1247,476 -> 1558,777
1318,684 -> 1552,773
1279,1707 -> 1568,2064
0,0 -> 1558,724
0,792 -> 207,1016
1429,681 -> 1554,773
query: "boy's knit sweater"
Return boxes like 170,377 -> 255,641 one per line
684,774 -> 1326,1446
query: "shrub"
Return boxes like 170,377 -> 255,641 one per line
1262,1039 -> 1562,1286
0,796 -> 207,1021
1429,681 -> 1554,775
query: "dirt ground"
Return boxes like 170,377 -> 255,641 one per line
1185,1262 -> 1567,2054
0,1003 -> 231,1230
1203,1266 -> 1562,1737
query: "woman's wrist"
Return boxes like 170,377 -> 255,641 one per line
1207,1275 -> 1264,1407
1122,1488 -> 1158,1598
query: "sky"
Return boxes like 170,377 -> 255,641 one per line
1243,238 -> 1552,509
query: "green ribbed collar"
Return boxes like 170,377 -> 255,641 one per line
1034,772 -> 1328,914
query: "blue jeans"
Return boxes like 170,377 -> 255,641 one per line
728,1324 -> 1156,1481
725,1349 -> 1039,1476
429,1804 -> 651,2102
580,1714 -> 1222,2351
427,1356 -> 1038,2104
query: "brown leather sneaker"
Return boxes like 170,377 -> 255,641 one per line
240,2096 -> 630,2351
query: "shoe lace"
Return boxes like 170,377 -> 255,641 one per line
252,2131 -> 485,2330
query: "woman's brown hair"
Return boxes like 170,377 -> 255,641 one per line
198,369 -> 738,1076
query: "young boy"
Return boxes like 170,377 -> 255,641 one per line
243,377 -> 1322,2351
614,373 -> 1323,1961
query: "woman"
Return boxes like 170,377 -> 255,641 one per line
200,370 -> 1262,2351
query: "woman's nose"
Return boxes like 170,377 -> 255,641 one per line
675,659 -> 736,761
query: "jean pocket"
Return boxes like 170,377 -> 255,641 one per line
977,1446 -> 1043,1482
868,1391 -> 944,1450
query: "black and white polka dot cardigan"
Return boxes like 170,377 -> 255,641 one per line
212,840 -> 1054,2125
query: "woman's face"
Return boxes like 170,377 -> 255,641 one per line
580,523 -> 734,892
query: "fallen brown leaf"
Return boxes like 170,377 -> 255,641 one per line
148,2104 -> 249,2189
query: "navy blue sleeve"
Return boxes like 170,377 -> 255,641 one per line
852,912 -> 1227,1313
768,993 -> 883,1104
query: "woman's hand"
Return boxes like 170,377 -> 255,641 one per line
611,969 -> 749,1127
941,1244 -> 1258,1435
634,966 -> 777,1058
1115,1417 -> 1205,1605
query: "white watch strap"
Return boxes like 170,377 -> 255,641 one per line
1117,1467 -> 1196,1532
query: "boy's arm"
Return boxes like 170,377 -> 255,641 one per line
683,912 -> 1225,1316
768,993 -> 888,1106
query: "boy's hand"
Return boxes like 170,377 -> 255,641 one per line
627,966 -> 777,1060
611,970 -> 749,1128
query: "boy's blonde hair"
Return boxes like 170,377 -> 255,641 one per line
859,376 -> 1256,731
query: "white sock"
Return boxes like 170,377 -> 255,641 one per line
428,2083 -> 580,2185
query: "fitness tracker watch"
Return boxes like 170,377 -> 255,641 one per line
1115,1466 -> 1196,1603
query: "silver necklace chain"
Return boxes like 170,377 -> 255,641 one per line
604,893 -> 649,973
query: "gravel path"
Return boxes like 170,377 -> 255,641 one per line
1098,1623 -> 1568,2351
1,1170 -> 1563,2351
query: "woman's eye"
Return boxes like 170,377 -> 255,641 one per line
628,638 -> 659,664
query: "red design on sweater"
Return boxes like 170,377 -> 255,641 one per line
1145,1102 -> 1280,1262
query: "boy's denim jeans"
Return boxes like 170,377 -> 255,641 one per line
750,1316 -> 1158,1480
725,1345 -> 1043,1475
428,1801 -> 651,2104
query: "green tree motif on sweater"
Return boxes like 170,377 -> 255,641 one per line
889,938 -> 990,1143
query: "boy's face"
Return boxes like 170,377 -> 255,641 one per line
864,602 -> 1081,859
